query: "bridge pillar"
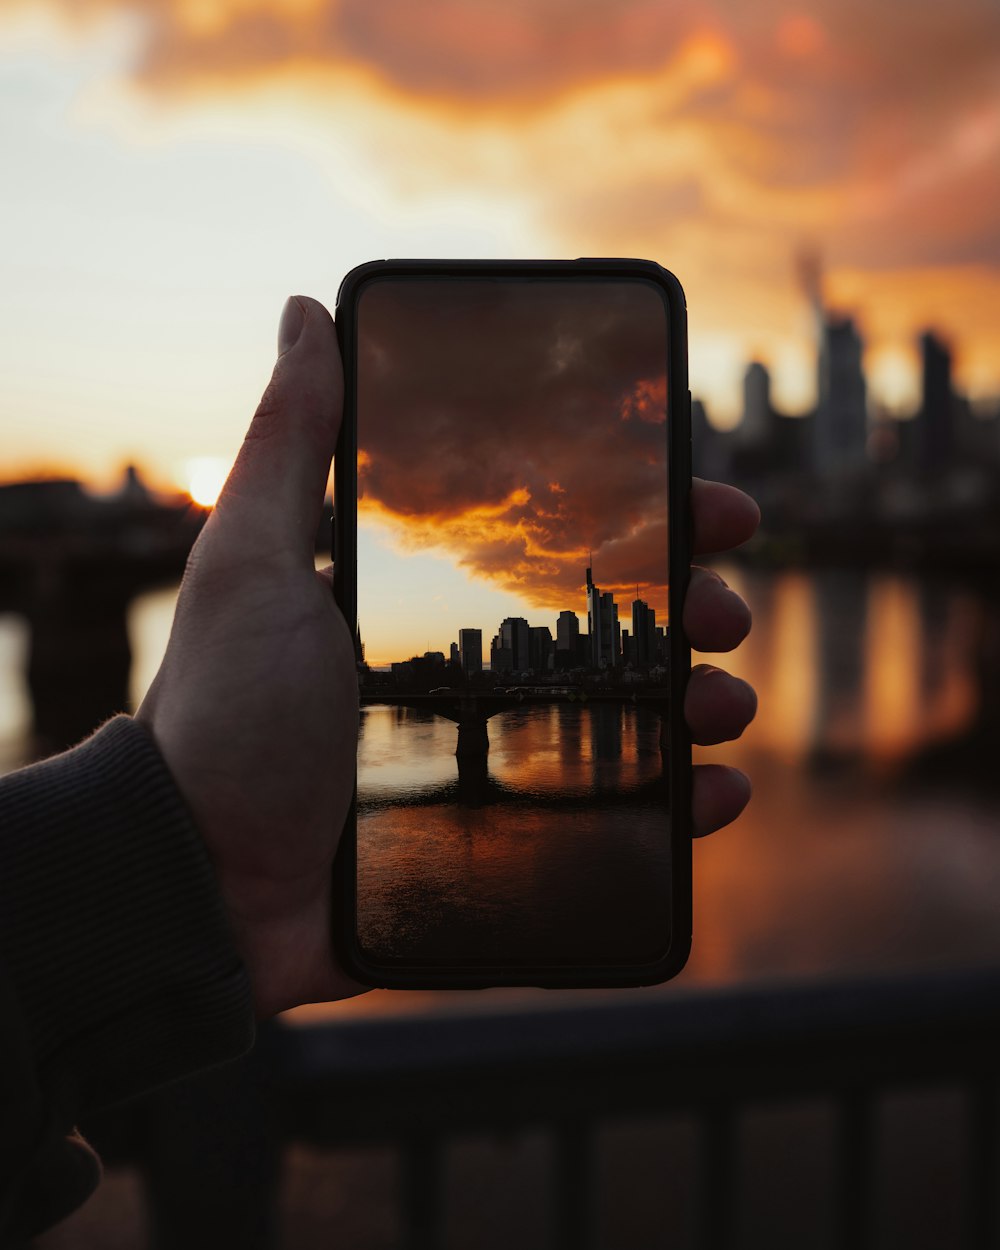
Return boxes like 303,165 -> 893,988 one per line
455,748 -> 489,805
27,566 -> 132,755
452,698 -> 492,804
455,714 -> 489,760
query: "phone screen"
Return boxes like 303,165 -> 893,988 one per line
352,274 -> 676,971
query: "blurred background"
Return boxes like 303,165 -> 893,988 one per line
2,1 -> 1000,1247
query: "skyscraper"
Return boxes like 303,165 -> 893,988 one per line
529,626 -> 553,674
586,566 -> 620,668
740,361 -> 772,447
557,610 -> 580,653
458,628 -> 482,675
498,616 -> 530,672
490,632 -> 513,673
799,252 -> 868,475
918,331 -> 954,474
555,611 -> 584,670
814,315 -> 868,474
631,595 -> 656,668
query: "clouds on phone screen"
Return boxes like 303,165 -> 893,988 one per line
357,278 -> 669,613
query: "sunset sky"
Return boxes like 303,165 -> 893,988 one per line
356,275 -> 669,663
1,0 -> 998,499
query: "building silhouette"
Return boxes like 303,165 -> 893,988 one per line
555,610 -> 587,669
459,628 -> 483,676
586,566 -> 621,669
691,396 -> 728,481
815,314 -> 868,473
529,625 -> 553,674
917,331 -> 955,475
556,610 -> 579,653
631,595 -> 656,667
740,362 -> 773,448
492,616 -> 530,673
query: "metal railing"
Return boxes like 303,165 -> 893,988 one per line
84,967 -> 1000,1250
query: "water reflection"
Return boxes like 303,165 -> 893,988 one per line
708,566 -> 982,770
359,703 -> 667,808
3,569 -> 998,1007
297,568 -> 1000,1021
814,569 -> 868,762
0,568 -> 979,781
356,701 -> 673,963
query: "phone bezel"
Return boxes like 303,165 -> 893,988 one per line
333,258 -> 692,989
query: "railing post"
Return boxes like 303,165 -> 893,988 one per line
966,1080 -> 999,1250
836,1089 -> 874,1250
142,1022 -> 284,1250
553,1119 -> 593,1250
401,1134 -> 444,1250
699,1104 -> 737,1250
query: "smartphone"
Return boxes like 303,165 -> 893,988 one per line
333,259 -> 691,988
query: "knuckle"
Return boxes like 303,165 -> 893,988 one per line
247,382 -> 283,442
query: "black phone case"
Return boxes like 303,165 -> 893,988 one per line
332,258 -> 692,989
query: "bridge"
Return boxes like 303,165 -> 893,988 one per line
0,479 -> 206,752
0,477 -> 339,756
360,688 -> 672,767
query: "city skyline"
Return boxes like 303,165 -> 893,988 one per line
363,561 -> 668,673
693,281 -> 1000,491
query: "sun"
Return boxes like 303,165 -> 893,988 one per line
185,456 -> 230,507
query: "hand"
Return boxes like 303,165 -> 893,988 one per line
138,296 -> 758,1019
683,480 -> 759,834
137,296 -> 361,1018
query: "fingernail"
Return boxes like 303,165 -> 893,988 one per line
278,296 -> 305,356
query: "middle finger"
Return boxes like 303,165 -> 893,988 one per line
683,565 -> 752,653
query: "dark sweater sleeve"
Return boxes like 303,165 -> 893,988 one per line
0,716 -> 255,1239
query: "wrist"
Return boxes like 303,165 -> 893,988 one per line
0,718 -> 254,1111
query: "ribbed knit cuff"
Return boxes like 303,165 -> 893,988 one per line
0,717 -> 254,1116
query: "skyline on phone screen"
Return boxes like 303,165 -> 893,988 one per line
357,278 -> 670,667
353,274 -> 678,970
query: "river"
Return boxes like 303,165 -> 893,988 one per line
3,567 -> 999,1023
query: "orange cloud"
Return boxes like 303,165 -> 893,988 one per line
22,0 -> 1000,409
53,0 -> 731,103
775,14 -> 827,60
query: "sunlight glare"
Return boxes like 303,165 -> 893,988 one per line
185,456 -> 229,507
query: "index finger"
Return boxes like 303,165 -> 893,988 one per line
692,479 -> 760,555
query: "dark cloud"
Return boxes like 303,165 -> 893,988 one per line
356,276 -> 672,610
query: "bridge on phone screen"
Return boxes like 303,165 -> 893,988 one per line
359,688 -> 671,761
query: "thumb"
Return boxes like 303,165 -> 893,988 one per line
212,295 -> 344,559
